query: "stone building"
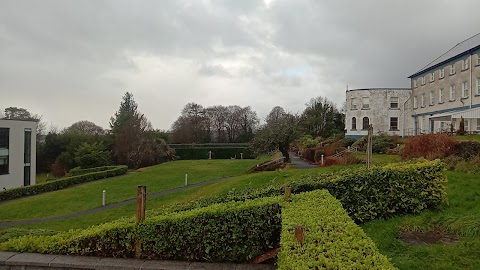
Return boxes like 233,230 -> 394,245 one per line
345,88 -> 412,139
0,119 -> 37,190
409,33 -> 480,134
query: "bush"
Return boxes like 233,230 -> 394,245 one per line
74,142 -> 112,169
338,137 -> 356,148
168,159 -> 447,223
278,190 -> 395,270
451,141 -> 480,160
1,196 -> 282,262
0,228 -> 57,244
0,165 -> 128,201
352,133 -> 397,153
442,155 -> 463,171
454,156 -> 480,174
401,134 -> 456,160
174,147 -> 254,160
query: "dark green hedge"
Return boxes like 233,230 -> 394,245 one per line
174,147 -> 255,160
278,189 -> 395,269
66,166 -> 121,177
0,165 -> 128,201
0,196 -> 282,262
166,159 -> 446,223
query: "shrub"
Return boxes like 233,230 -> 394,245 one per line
401,134 -> 456,159
0,228 -> 57,244
454,156 -> 480,174
174,147 -> 254,160
338,137 -> 356,148
74,142 -> 112,169
337,152 -> 362,165
442,155 -> 463,171
168,159 -> 447,223
451,141 -> 480,160
0,165 -> 128,201
278,190 -> 395,270
351,133 -> 397,153
1,196 -> 282,262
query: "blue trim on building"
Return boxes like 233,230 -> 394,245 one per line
411,103 -> 480,117
345,134 -> 364,140
409,46 -> 480,78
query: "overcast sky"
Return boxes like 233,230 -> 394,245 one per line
1,0 -> 480,130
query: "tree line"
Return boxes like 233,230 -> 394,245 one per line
2,94 -> 345,174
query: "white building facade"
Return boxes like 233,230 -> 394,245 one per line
0,119 -> 37,190
409,33 -> 480,134
345,88 -> 413,139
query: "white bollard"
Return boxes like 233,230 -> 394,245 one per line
321,155 -> 324,165
209,151 -> 212,160
185,174 -> 188,186
102,190 -> 106,206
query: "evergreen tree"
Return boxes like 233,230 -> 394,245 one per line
109,92 -> 138,132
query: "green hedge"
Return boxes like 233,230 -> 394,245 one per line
65,166 -> 120,177
278,190 -> 395,269
0,196 -> 282,262
174,147 -> 255,160
0,165 -> 128,201
165,159 -> 446,223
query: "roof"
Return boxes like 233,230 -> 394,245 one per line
409,33 -> 480,78
346,88 -> 410,92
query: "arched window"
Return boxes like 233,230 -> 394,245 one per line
351,117 -> 357,130
362,117 -> 369,130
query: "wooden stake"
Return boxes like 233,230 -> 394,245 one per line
136,185 -> 146,222
284,187 -> 292,201
294,226 -> 305,245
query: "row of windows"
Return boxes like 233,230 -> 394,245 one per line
351,117 -> 399,131
0,128 -> 9,175
413,56 -> 480,88
413,78 -> 480,109
350,97 -> 399,110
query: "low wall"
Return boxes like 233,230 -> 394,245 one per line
0,252 -> 274,270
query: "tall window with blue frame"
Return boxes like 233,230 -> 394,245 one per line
0,128 -> 9,175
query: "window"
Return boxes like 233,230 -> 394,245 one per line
477,119 -> 480,131
390,97 -> 399,109
464,119 -> 469,132
439,88 -> 444,103
413,79 -> 417,88
362,117 -> 369,130
477,77 -> 480,95
477,55 -> 480,66
24,129 -> 31,164
430,72 -> 435,82
0,128 -> 9,175
390,117 -> 399,131
413,96 -> 418,109
430,91 -> 435,105
351,117 -> 357,130
450,85 -> 456,101
421,76 -> 426,85
439,68 -> 445,79
350,98 -> 357,110
462,58 -> 469,70
421,93 -> 426,107
450,64 -> 456,75
462,81 -> 469,98
362,97 -> 370,109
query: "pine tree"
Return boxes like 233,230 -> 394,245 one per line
109,92 -> 138,133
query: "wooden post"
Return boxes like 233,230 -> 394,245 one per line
294,226 -> 305,245
284,187 -> 292,201
136,185 -> 146,222
367,124 -> 373,169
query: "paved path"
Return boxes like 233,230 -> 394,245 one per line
288,152 -> 318,169
0,176 -> 233,228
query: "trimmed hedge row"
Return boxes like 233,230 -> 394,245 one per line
164,159 -> 446,223
0,196 -> 282,262
278,190 -> 395,269
66,166 -> 119,177
0,165 -> 128,201
173,147 -> 255,160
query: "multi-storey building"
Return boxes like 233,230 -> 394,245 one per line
409,33 -> 480,134
345,88 -> 412,139
0,119 -> 37,190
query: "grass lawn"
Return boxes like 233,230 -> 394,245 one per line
0,159 -> 261,222
361,171 -> 480,270
3,164 -> 356,231
452,134 -> 480,142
